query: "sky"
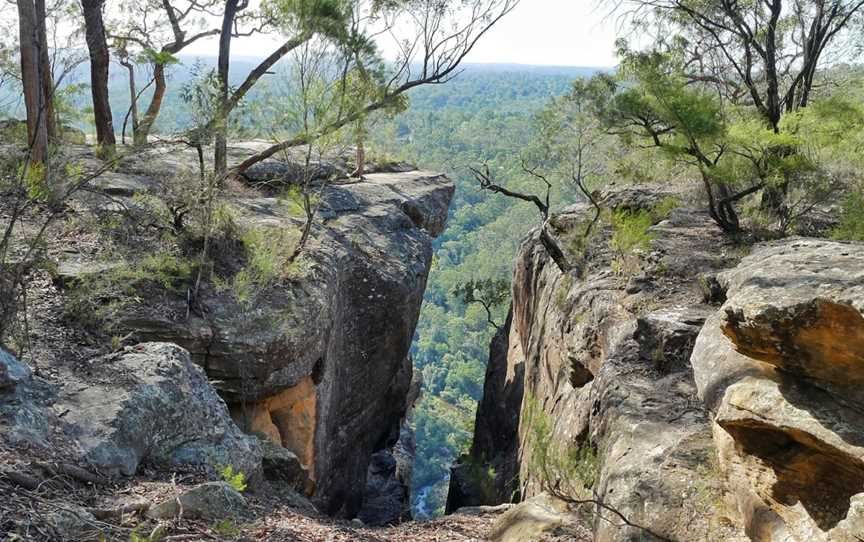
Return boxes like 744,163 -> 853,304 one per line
183,0 -> 619,68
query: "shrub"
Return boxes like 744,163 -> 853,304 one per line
523,394 -> 599,498
219,464 -> 247,493
831,190 -> 864,241
610,209 -> 654,276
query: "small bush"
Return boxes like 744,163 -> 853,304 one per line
219,464 -> 247,493
523,394 -> 599,498
610,209 -> 654,276
610,209 -> 654,255
554,275 -> 573,310
831,190 -> 864,241
212,518 -> 240,537
650,196 -> 681,221
128,526 -> 165,542
64,251 -> 193,333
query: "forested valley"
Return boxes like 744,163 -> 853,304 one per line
3,0 -> 864,540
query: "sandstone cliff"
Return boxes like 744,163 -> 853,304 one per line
451,187 -> 864,542
1,143 -> 453,530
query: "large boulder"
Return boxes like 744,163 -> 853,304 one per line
57,342 -> 261,478
691,238 -> 864,542
0,348 -> 52,448
488,493 -> 590,542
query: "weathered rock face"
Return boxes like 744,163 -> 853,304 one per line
691,238 -> 864,542
454,190 -> 749,541
55,144 -> 454,519
60,343 -> 263,478
0,343 -> 261,480
0,347 -> 52,448
358,370 -> 423,525
357,424 -> 416,526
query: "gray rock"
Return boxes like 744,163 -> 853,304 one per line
358,423 -> 416,526
56,154 -> 454,517
446,311 -> 521,513
240,160 -> 342,189
0,348 -> 51,448
58,342 -> 261,479
45,505 -> 100,541
260,438 -> 310,492
0,347 -> 31,386
147,481 -> 247,520
0,361 -> 9,391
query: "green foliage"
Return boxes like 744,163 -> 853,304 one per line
523,394 -> 599,497
129,526 -> 165,542
555,274 -> 573,310
365,68 -> 593,514
219,464 -> 248,493
64,251 -> 192,332
460,457 -> 500,504
215,226 -> 300,306
610,209 -> 654,274
651,196 -> 681,221
212,518 -> 240,537
832,190 -> 864,241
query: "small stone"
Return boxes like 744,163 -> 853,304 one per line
46,506 -> 99,540
147,482 -> 247,520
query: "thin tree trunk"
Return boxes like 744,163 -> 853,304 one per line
351,137 -> 365,178
17,0 -> 48,165
34,0 -> 56,141
120,59 -> 138,144
135,63 -> 165,145
215,0 -> 242,175
82,0 -> 116,156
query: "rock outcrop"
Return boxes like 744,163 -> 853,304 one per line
0,343 -> 262,478
63,343 -> 263,478
50,143 -> 453,519
454,183 -> 864,541
451,189 -> 748,541
691,238 -> 864,542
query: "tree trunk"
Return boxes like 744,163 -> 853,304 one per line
81,0 -> 115,156
34,0 -> 56,141
17,0 -> 48,165
351,137 -> 366,178
120,59 -> 138,144
135,63 -> 165,145
215,0 -> 242,175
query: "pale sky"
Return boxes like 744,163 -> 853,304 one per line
184,0 -> 619,67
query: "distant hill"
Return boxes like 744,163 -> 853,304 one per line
1,59 -> 611,136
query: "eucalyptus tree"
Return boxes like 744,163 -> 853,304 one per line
82,0 -> 116,156
16,0 -> 50,165
213,0 -> 351,173
108,0 -> 247,144
217,0 -> 521,176
611,0 -> 864,132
